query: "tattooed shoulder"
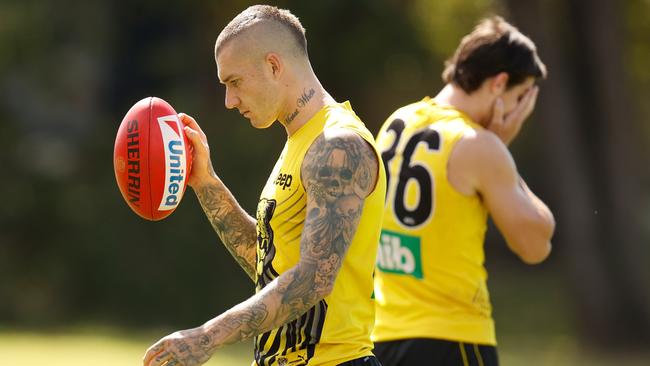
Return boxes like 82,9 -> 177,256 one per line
302,128 -> 379,203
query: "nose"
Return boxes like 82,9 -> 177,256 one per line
225,87 -> 240,110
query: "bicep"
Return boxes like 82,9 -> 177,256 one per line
474,137 -> 537,244
297,130 -> 378,294
480,169 -> 531,233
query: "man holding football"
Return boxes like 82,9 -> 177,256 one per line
143,5 -> 385,366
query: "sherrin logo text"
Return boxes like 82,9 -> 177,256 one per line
157,115 -> 187,211
125,119 -> 141,206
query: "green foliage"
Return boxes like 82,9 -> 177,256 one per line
625,0 -> 650,141
409,0 -> 505,60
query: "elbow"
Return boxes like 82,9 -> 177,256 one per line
509,218 -> 555,265
310,267 -> 339,302
290,263 -> 336,307
517,240 -> 552,264
307,272 -> 336,303
316,281 -> 335,300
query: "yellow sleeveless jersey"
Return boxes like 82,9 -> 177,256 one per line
254,101 -> 387,365
372,98 -> 495,345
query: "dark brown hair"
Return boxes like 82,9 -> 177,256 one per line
442,16 -> 547,93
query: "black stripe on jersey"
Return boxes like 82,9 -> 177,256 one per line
282,315 -> 297,356
277,183 -> 301,206
295,311 -> 307,352
301,304 -> 316,348
274,191 -> 305,219
285,230 -> 303,245
254,300 -> 328,366
256,198 -> 280,290
306,300 -> 328,362
265,326 -> 284,366
254,331 -> 270,362
283,219 -> 305,237
257,244 -> 280,290
276,204 -> 306,229
257,325 -> 282,366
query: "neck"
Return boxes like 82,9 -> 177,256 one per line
433,84 -> 491,127
279,72 -> 335,136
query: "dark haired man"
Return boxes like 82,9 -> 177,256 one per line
372,17 -> 555,366
143,5 -> 385,366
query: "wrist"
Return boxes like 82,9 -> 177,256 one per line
201,318 -> 228,351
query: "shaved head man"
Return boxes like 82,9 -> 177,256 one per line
143,5 -> 385,366
214,6 -> 320,132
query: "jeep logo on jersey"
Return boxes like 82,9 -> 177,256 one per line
376,230 -> 423,279
157,114 -> 187,211
274,173 -> 293,190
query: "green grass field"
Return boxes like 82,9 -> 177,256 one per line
1,328 -> 649,366
0,329 -> 251,366
3,268 -> 647,365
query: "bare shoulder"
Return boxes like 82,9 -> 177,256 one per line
449,128 -> 517,195
301,128 -> 379,200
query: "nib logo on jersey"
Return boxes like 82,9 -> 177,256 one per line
376,230 -> 423,279
157,115 -> 188,211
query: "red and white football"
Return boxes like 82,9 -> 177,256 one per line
113,97 -> 192,221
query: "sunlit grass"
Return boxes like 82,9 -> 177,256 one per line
497,334 -> 650,366
1,328 -> 648,366
0,329 -> 251,366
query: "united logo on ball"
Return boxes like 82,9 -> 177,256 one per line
113,97 -> 193,221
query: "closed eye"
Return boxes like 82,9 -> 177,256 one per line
517,92 -> 526,103
518,87 -> 532,102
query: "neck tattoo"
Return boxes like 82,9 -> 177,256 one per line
285,88 -> 316,124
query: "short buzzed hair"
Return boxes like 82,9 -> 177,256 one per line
215,5 -> 308,57
442,16 -> 547,93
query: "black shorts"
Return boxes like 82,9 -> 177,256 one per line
338,355 -> 382,366
374,338 -> 498,366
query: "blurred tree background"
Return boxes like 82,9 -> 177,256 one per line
1,0 -> 649,362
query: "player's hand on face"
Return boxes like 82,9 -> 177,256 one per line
488,86 -> 539,146
143,328 -> 213,366
179,113 -> 218,188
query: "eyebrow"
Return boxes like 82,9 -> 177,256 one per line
220,74 -> 237,85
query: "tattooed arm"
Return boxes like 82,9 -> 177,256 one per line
181,113 -> 257,281
194,177 -> 258,280
143,129 -> 379,366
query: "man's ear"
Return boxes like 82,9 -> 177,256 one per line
490,72 -> 509,95
265,52 -> 283,80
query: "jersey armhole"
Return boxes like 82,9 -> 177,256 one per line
445,132 -> 480,199
363,136 -> 383,196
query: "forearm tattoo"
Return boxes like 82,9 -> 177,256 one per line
196,182 -> 258,280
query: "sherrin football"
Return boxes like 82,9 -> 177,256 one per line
113,97 -> 192,221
